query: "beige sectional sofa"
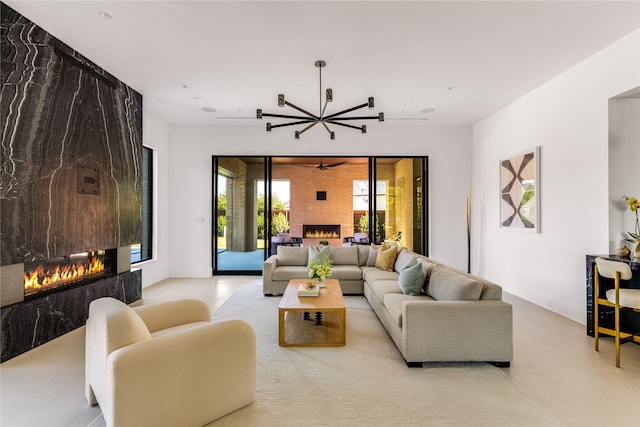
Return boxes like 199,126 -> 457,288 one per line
262,245 -> 513,367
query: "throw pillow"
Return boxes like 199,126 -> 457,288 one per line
427,266 -> 483,301
375,243 -> 399,272
307,244 -> 330,267
398,257 -> 427,296
366,244 -> 379,267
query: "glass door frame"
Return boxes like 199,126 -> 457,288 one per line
211,155 -> 428,275
212,156 -> 269,275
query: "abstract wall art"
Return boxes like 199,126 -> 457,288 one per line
500,147 -> 541,232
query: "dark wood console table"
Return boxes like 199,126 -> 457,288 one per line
585,254 -> 640,337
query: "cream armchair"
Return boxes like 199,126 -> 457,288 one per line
85,297 -> 256,427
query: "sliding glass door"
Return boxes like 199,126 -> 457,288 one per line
212,156 -> 428,274
374,158 -> 427,254
213,157 -> 267,273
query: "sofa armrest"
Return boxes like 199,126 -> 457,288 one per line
106,319 -> 256,427
402,300 -> 513,362
263,255 -> 278,294
133,299 -> 210,333
264,255 -> 277,274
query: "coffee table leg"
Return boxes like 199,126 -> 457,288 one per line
278,308 -> 285,346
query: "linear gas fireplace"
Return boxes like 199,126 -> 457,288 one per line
23,249 -> 116,299
0,246 -> 140,362
303,224 -> 341,239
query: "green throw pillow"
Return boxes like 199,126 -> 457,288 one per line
307,245 -> 330,267
398,257 -> 427,296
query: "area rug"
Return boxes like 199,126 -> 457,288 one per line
208,284 -> 563,427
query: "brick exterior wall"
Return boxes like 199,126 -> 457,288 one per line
273,164 -> 369,246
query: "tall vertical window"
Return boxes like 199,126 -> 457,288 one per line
132,146 -> 153,263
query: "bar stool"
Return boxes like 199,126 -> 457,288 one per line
594,257 -> 640,367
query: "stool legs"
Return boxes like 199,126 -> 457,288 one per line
594,266 -> 600,351
614,272 -> 621,368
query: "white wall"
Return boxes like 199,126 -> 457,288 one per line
472,30 -> 640,324
167,121 -> 472,278
608,97 -> 640,252
139,110 -> 170,287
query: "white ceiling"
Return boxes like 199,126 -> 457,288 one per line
5,1 -> 639,126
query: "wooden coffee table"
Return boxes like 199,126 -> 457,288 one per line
278,279 -> 346,347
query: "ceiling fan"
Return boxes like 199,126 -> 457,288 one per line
293,159 -> 347,170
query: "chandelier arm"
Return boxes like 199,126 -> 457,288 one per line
284,100 -> 319,120
326,116 -> 381,121
323,102 -> 370,120
325,121 -> 365,131
260,113 -> 314,120
321,98 -> 329,119
321,122 -> 335,140
268,120 -> 316,129
297,121 -> 319,136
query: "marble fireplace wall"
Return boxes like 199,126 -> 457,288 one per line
0,3 -> 143,266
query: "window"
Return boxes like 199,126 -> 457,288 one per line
132,146 -> 152,263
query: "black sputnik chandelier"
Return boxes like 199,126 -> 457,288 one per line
256,60 -> 384,140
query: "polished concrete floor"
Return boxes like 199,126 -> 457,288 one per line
1,276 -> 639,426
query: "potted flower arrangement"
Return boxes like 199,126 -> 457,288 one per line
308,251 -> 332,286
623,195 -> 640,258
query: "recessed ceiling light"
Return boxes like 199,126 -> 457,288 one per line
420,108 -> 435,114
99,12 -> 113,20
202,107 -> 216,113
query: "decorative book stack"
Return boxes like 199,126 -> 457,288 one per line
298,283 -> 320,297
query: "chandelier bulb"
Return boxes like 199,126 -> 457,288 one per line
266,123 -> 272,131
330,131 -> 335,140
368,97 -> 375,109
378,112 -> 385,122
278,94 -> 285,107
326,88 -> 333,102
256,109 -> 263,119
295,131 -> 300,139
362,125 -> 367,134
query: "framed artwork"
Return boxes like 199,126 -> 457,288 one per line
500,146 -> 541,232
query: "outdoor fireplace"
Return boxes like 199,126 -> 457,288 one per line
23,249 -> 117,299
303,224 -> 341,239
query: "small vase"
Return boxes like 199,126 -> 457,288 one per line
316,278 -> 326,287
633,239 -> 640,259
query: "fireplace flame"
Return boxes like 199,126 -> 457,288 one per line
24,256 -> 106,295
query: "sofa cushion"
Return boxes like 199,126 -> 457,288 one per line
398,257 -> 427,296
329,246 -> 359,265
394,249 -> 415,272
272,266 -> 311,281
307,245 -> 330,267
366,244 -> 379,266
329,265 -> 364,281
427,265 -> 483,301
368,279 -> 403,302
375,243 -> 399,271
362,267 -> 399,283
383,293 -> 431,327
357,245 -> 371,266
277,246 -> 308,266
